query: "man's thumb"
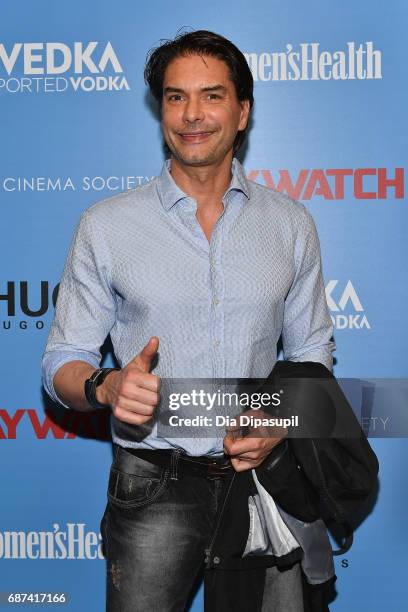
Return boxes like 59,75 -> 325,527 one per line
134,336 -> 159,372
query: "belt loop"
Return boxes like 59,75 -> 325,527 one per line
170,448 -> 183,481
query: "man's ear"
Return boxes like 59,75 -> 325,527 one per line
238,99 -> 251,131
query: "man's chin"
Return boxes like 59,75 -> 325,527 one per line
179,156 -> 215,167
170,148 -> 226,168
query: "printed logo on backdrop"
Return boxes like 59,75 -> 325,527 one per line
1,175 -> 155,192
326,280 -> 371,330
0,407 -> 110,440
1,169 -> 404,199
0,524 -> 103,559
245,42 -> 382,81
0,42 -> 129,94
0,281 -> 58,331
248,168 -> 405,201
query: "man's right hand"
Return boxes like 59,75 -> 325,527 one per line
96,336 -> 160,425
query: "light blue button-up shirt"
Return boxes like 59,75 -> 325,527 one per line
42,158 -> 335,456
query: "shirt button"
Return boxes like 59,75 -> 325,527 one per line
214,298 -> 219,306
213,556 -> 221,565
214,340 -> 220,347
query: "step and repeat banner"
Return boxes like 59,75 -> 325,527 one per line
1,1 -> 407,610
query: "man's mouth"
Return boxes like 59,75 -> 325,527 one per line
178,131 -> 215,143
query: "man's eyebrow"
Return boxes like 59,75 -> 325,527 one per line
163,87 -> 184,94
201,84 -> 227,93
163,84 -> 227,94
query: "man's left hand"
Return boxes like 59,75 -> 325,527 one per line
223,409 -> 288,472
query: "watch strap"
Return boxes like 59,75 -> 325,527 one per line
84,367 -> 119,410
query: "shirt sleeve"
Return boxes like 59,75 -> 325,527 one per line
281,206 -> 335,371
41,209 -> 117,408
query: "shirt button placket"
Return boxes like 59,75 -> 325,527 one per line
209,218 -> 225,378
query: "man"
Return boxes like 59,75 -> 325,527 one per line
42,30 -> 334,611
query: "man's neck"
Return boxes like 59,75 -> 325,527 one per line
169,153 -> 233,210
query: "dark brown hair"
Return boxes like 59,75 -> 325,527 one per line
144,29 -> 254,152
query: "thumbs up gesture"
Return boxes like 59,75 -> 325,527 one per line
96,336 -> 161,425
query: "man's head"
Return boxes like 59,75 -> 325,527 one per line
144,30 -> 253,167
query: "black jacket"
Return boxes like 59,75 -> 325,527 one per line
204,360 -> 379,611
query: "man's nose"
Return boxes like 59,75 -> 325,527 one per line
183,97 -> 204,124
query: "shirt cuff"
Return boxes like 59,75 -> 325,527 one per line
41,350 -> 100,409
288,346 -> 335,373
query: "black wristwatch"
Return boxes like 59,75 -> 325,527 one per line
84,368 -> 120,410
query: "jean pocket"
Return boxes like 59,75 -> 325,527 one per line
107,465 -> 169,509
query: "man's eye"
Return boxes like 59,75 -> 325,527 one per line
168,94 -> 183,101
207,93 -> 221,100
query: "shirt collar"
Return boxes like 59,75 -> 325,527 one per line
157,157 -> 250,211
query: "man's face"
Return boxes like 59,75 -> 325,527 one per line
161,53 -> 250,167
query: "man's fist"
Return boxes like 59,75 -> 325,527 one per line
96,336 -> 161,426
223,409 -> 287,472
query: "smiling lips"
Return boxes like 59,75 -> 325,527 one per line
178,131 -> 215,143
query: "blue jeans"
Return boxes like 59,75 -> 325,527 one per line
100,444 -> 304,612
